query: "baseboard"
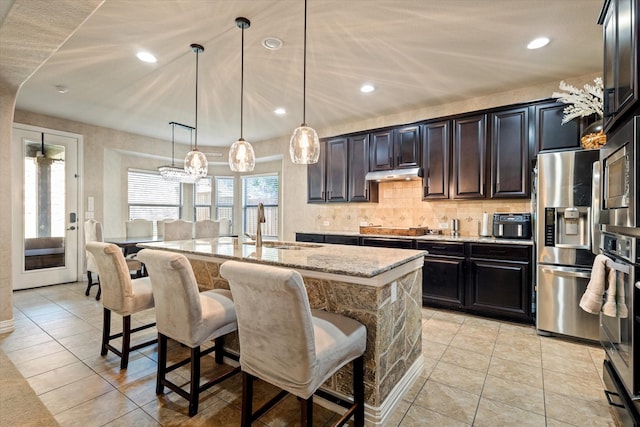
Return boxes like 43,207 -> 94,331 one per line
315,355 -> 425,426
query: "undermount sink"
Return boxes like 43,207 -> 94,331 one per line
243,241 -> 322,250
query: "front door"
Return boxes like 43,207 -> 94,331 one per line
12,124 -> 81,289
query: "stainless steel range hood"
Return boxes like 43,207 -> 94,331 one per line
365,167 -> 423,182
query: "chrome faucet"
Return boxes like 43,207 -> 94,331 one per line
256,202 -> 265,247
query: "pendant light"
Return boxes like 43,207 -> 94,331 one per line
289,0 -> 320,164
159,121 -> 199,183
229,17 -> 256,172
184,43 -> 208,178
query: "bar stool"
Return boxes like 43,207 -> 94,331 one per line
85,242 -> 156,369
220,260 -> 366,427
137,249 -> 240,417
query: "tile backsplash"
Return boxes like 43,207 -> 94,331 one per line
306,180 -> 531,237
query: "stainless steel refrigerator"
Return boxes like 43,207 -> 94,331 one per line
535,149 -> 600,341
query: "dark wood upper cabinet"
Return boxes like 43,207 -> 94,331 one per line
533,101 -> 580,154
307,140 -> 326,203
601,0 -> 638,133
370,126 -> 421,171
325,137 -> 348,203
452,114 -> 487,199
395,125 -> 421,168
370,130 -> 394,171
422,121 -> 450,200
490,107 -> 529,198
348,133 -> 377,202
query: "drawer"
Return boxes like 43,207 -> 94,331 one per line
325,235 -> 359,245
416,241 -> 465,256
360,237 -> 415,249
296,233 -> 325,243
468,243 -> 530,261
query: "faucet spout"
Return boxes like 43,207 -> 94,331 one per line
256,203 -> 265,247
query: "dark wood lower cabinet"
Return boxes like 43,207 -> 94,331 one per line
422,256 -> 465,308
467,257 -> 531,321
421,241 -> 533,323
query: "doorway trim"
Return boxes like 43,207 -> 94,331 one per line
12,122 -> 84,289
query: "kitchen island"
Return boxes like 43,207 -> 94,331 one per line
138,237 -> 425,426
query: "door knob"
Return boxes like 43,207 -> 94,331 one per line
67,226 -> 76,230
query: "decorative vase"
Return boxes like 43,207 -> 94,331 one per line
580,120 -> 606,149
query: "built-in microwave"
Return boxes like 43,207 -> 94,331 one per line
600,116 -> 639,232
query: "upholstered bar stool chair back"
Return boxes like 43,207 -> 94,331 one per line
163,219 -> 193,241
194,219 -> 220,238
84,219 -> 103,299
219,218 -> 231,236
220,260 -> 366,427
85,242 -> 156,370
84,220 -> 143,300
137,249 -> 240,417
125,219 -> 153,238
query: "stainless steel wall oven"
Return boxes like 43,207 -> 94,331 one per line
600,232 -> 640,424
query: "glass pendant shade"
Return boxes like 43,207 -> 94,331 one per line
289,124 -> 320,164
229,138 -> 255,172
184,149 -> 208,178
184,43 -> 208,179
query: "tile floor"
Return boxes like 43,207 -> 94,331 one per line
1,282 -> 619,426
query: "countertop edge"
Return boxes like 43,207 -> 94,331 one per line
298,231 -> 534,246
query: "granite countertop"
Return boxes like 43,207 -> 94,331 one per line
315,231 -> 534,246
138,237 -> 426,278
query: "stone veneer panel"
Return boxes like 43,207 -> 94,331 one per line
189,257 -> 422,408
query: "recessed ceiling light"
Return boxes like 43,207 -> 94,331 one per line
527,37 -> 550,50
55,85 -> 68,94
262,37 -> 283,50
360,84 -> 375,93
136,51 -> 157,63
274,107 -> 287,115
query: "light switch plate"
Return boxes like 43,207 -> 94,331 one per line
439,222 -> 448,229
323,221 -> 330,226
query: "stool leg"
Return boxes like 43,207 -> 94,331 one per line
101,308 -> 111,356
214,336 -> 224,364
156,334 -> 167,394
241,372 -> 254,427
301,396 -> 313,427
353,355 -> 365,427
85,271 -> 93,296
120,315 -> 131,370
188,346 -> 201,417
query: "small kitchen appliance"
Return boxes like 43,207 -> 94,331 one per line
492,213 -> 532,239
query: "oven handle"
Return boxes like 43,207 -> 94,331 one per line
540,267 -> 591,279
591,160 -> 601,255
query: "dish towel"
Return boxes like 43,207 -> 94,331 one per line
579,254 -> 609,315
602,267 -> 628,318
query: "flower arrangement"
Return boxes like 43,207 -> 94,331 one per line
551,77 -> 604,124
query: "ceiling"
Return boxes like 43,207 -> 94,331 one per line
14,0 -> 605,151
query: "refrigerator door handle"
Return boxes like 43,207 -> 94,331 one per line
592,160 -> 602,255
540,267 -> 592,279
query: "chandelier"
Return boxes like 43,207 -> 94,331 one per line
158,121 -> 199,183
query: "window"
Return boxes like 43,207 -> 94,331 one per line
194,177 -> 212,220
215,177 -> 234,222
243,174 -> 278,238
128,170 -> 181,234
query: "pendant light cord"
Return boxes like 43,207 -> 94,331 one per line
240,24 -> 245,140
194,48 -> 199,149
302,0 -> 308,125
171,124 -> 175,166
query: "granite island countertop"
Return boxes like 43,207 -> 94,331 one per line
138,237 -> 426,278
